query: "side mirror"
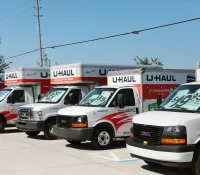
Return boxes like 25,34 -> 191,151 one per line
117,93 -> 124,108
38,94 -> 44,100
65,93 -> 76,105
157,94 -> 162,106
78,93 -> 82,102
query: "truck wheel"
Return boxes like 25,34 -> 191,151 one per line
0,118 -> 5,132
66,140 -> 82,144
25,131 -> 40,137
44,120 -> 57,140
91,126 -> 113,150
144,160 -> 158,166
192,149 -> 200,175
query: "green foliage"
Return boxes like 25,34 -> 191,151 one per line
0,55 -> 12,73
134,56 -> 163,66
37,50 -> 58,67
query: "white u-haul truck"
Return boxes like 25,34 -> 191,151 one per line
16,63 -> 161,140
51,67 -> 195,149
126,64 -> 200,175
0,67 -> 51,132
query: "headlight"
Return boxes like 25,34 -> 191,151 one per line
163,126 -> 186,134
72,115 -> 87,123
130,122 -> 134,138
33,111 -> 42,120
162,125 -> 187,145
72,115 -> 87,128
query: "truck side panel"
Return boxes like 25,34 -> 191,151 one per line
141,70 -> 195,111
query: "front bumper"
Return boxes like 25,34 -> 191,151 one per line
16,119 -> 45,132
126,137 -> 195,168
51,125 -> 93,141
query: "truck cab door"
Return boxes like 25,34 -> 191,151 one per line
108,88 -> 137,136
6,89 -> 26,123
63,89 -> 82,107
25,87 -> 34,103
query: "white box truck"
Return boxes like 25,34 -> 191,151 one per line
0,67 -> 51,132
16,63 -> 161,140
126,64 -> 200,175
51,67 -> 195,149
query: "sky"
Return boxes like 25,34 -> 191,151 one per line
0,0 -> 200,69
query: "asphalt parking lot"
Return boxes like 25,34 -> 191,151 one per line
0,127 -> 192,175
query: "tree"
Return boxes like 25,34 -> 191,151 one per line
0,55 -> 12,73
37,50 -> 58,67
134,56 -> 163,66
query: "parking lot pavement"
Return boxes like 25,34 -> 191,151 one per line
0,128 -> 192,175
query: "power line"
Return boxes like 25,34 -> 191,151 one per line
5,17 -> 200,60
5,49 -> 39,60
43,17 -> 200,49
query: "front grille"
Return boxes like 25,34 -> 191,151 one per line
18,109 -> 32,120
133,123 -> 164,145
57,115 -> 73,128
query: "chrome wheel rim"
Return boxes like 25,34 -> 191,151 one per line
98,131 -> 110,146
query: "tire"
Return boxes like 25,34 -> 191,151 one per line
144,160 -> 158,166
0,118 -> 6,133
25,131 -> 40,137
91,126 -> 113,150
44,119 -> 57,140
66,140 -> 82,144
192,149 -> 200,175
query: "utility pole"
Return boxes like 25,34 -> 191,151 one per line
35,0 -> 43,67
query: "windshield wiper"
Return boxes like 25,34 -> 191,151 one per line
173,107 -> 188,111
171,106 -> 198,113
78,103 -> 89,106
37,101 -> 54,103
155,106 -> 166,110
158,106 -> 165,109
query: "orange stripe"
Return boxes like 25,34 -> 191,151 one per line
5,79 -> 52,94
51,77 -> 107,86
51,77 -> 106,82
5,79 -> 50,84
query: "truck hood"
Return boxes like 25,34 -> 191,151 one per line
133,111 -> 194,126
58,106 -> 101,116
19,103 -> 60,111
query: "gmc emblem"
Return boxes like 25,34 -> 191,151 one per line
141,131 -> 151,137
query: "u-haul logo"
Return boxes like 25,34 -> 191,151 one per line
40,72 -> 49,78
52,69 -> 75,77
5,72 -> 18,80
112,76 -> 136,83
146,75 -> 176,82
99,69 -> 120,76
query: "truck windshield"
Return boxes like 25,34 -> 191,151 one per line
0,89 -> 12,102
38,88 -> 68,103
159,84 -> 200,112
78,88 -> 116,107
